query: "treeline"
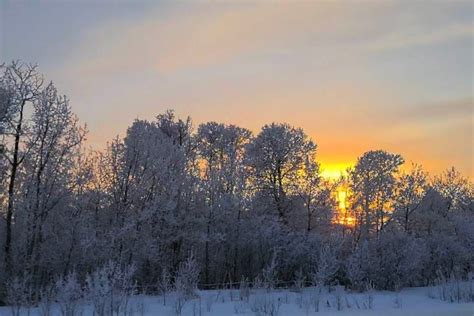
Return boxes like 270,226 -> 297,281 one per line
0,62 -> 473,301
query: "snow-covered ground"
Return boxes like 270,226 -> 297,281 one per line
0,286 -> 472,316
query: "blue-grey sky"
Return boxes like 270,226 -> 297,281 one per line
1,0 -> 473,177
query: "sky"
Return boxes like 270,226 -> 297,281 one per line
1,0 -> 473,178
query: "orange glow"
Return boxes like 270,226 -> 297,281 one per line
320,162 -> 352,180
337,190 -> 347,211
318,162 -> 357,226
333,183 -> 356,226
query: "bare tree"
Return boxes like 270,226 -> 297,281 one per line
1,61 -> 44,273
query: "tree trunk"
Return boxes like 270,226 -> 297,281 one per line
5,102 -> 25,272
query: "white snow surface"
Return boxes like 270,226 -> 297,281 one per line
0,286 -> 472,316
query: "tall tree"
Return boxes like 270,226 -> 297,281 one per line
18,82 -> 86,284
0,84 -> 12,210
295,157 -> 334,232
196,122 -> 252,283
393,164 -> 427,233
348,150 -> 404,241
0,62 -> 44,272
245,123 -> 316,225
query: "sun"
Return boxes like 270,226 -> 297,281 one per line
320,162 -> 352,180
320,169 -> 345,180
332,180 -> 357,227
337,189 -> 347,211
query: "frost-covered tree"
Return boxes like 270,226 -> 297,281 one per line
347,241 -> 371,291
0,83 -> 11,266
1,61 -> 44,272
433,167 -> 473,212
393,164 -> 427,233
196,122 -> 252,284
88,114 -> 197,284
14,82 -> 86,288
0,85 -> 10,125
174,253 -> 200,298
85,261 -> 136,316
0,83 -> 11,143
295,159 -> 335,233
369,232 -> 426,290
411,187 -> 473,282
54,271 -> 83,316
246,123 -> 317,225
348,150 -> 404,241
311,243 -> 339,289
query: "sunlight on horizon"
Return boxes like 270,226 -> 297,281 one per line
333,182 -> 357,227
320,162 -> 352,180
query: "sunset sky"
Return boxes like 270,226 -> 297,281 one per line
1,1 -> 472,178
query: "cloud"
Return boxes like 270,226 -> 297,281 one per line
403,98 -> 473,121
366,23 -> 473,52
61,2 -> 355,76
39,1 -> 472,177
59,1 -> 472,79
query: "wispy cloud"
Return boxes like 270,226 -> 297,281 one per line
402,98 -> 473,121
366,23 -> 473,52
61,1 -> 472,78
8,1 -> 470,177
